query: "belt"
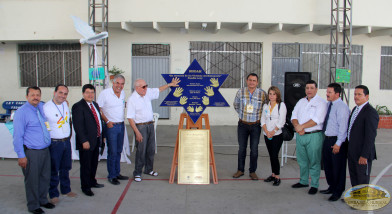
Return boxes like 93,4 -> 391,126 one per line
304,130 -> 322,135
51,137 -> 70,142
23,145 -> 48,150
111,122 -> 124,125
136,121 -> 154,125
239,119 -> 260,125
325,135 -> 337,139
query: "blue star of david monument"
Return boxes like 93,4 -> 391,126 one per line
161,59 -> 230,123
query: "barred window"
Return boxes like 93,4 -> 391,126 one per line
190,42 -> 262,88
132,44 -> 170,56
380,46 -> 392,89
19,43 -> 81,87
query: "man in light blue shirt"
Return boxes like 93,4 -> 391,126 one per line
320,83 -> 350,201
13,86 -> 55,214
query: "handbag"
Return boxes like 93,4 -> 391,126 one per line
278,103 -> 294,141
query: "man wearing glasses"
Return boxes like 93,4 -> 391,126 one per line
127,78 -> 180,182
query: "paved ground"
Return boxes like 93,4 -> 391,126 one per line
1,126 -> 391,214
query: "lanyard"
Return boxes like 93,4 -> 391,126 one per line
248,89 -> 254,104
269,103 -> 276,120
53,100 -> 65,119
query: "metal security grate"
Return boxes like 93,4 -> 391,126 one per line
19,44 -> 81,87
132,44 -> 170,56
380,46 -> 392,89
190,42 -> 262,88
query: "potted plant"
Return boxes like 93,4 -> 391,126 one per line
376,105 -> 392,129
108,66 -> 124,80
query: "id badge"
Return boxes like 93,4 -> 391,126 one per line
246,104 -> 254,113
44,122 -> 51,131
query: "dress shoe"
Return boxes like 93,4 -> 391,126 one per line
232,170 -> 244,178
249,172 -> 259,180
82,189 -> 94,196
273,178 -> 281,186
264,175 -> 275,182
40,203 -> 55,209
292,183 -> 309,188
320,189 -> 333,194
91,183 -> 104,188
30,208 -> 44,214
50,197 -> 59,205
328,195 -> 340,201
108,178 -> 120,185
117,174 -> 129,180
308,187 -> 318,195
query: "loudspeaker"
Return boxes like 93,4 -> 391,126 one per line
284,72 -> 312,120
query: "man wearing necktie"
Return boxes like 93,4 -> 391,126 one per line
320,83 -> 350,201
347,85 -> 379,186
13,86 -> 55,214
72,84 -> 105,197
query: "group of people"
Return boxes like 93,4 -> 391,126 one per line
233,73 -> 379,202
13,75 -> 180,214
12,72 -> 379,213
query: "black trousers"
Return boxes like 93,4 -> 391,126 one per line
322,136 -> 347,197
264,134 -> 283,175
348,156 -> 372,187
79,138 -> 100,191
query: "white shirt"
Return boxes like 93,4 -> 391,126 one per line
261,102 -> 287,136
291,94 -> 327,132
43,100 -> 71,139
126,88 -> 159,123
86,101 -> 102,134
97,87 -> 125,122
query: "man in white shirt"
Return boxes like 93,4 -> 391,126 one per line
43,84 -> 77,205
98,75 -> 128,185
291,80 -> 327,195
127,77 -> 180,182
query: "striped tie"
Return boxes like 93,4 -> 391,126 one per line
90,103 -> 101,137
348,106 -> 359,141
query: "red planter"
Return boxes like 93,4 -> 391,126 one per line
378,115 -> 392,129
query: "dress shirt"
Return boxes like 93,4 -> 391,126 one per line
97,87 -> 125,122
13,102 -> 51,158
233,87 -> 267,122
43,100 -> 71,139
86,101 -> 102,134
291,94 -> 327,132
126,88 -> 159,123
324,99 -> 350,146
261,102 -> 287,136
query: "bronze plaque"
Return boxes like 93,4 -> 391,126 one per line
178,129 -> 210,184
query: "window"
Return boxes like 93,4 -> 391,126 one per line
380,46 -> 392,89
19,43 -> 81,87
272,43 -> 363,89
190,42 -> 262,88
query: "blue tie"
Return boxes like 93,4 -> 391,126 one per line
322,102 -> 332,132
37,109 -> 51,145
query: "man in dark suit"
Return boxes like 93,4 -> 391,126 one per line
347,85 -> 379,186
72,84 -> 105,196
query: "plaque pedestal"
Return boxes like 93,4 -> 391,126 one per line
169,113 -> 218,184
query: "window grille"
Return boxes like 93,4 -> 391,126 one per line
132,44 -> 170,56
19,43 -> 81,87
190,42 -> 262,88
380,46 -> 392,89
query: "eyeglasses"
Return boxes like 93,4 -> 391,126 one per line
139,85 -> 148,89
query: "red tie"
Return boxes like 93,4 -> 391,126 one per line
90,103 -> 101,137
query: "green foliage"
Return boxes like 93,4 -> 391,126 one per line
375,105 -> 392,115
108,66 -> 124,76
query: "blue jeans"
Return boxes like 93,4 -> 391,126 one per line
237,121 -> 261,173
49,139 -> 72,198
106,123 -> 125,179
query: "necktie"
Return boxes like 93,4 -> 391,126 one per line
37,109 -> 51,145
90,103 -> 101,137
322,102 -> 333,132
348,106 -> 359,141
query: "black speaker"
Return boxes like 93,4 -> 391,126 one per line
284,72 -> 312,120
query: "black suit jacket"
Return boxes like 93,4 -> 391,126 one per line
347,103 -> 379,161
72,99 -> 103,151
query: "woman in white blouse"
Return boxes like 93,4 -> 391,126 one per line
261,86 -> 287,186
